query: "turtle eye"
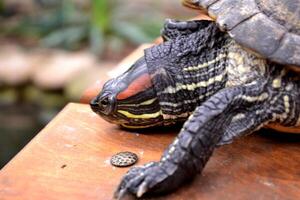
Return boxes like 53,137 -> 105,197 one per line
99,97 -> 109,107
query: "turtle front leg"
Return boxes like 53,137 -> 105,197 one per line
114,83 -> 273,199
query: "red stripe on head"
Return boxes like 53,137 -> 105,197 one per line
116,73 -> 152,100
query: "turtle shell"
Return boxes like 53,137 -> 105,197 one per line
182,0 -> 300,67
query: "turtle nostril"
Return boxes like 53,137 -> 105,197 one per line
90,98 -> 98,107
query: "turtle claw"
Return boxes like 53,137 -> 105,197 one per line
136,181 -> 148,198
114,162 -> 162,199
114,188 -> 126,200
114,188 -> 135,200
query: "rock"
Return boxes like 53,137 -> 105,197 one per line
32,51 -> 97,90
0,46 -> 33,86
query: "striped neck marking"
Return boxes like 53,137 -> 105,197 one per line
117,110 -> 162,119
159,70 -> 226,95
183,54 -> 227,72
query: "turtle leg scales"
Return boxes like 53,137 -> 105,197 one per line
161,19 -> 211,41
217,105 -> 272,145
115,81 -> 282,199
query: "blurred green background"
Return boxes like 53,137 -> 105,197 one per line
0,0 -> 196,168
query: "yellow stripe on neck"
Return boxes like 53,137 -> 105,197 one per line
184,54 -> 226,71
117,110 -> 162,119
121,123 -> 161,129
121,98 -> 157,107
140,98 -> 157,105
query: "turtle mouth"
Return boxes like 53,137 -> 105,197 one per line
120,120 -> 164,129
94,111 -> 128,125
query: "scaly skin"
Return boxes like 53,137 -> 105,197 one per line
90,20 -> 300,199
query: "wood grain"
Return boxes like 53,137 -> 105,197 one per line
1,103 -> 300,200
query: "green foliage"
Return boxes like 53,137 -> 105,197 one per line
0,0 -> 166,56
91,0 -> 111,34
0,1 -> 3,13
88,0 -> 164,55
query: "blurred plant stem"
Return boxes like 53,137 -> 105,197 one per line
91,0 -> 111,35
90,0 -> 112,54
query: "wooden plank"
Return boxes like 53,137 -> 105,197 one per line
0,103 -> 174,200
1,103 -> 300,199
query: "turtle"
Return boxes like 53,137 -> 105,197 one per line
90,0 -> 300,199
182,0 -> 300,68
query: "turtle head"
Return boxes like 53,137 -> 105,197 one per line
90,57 -> 164,129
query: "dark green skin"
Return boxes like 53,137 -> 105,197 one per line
91,20 -> 300,199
